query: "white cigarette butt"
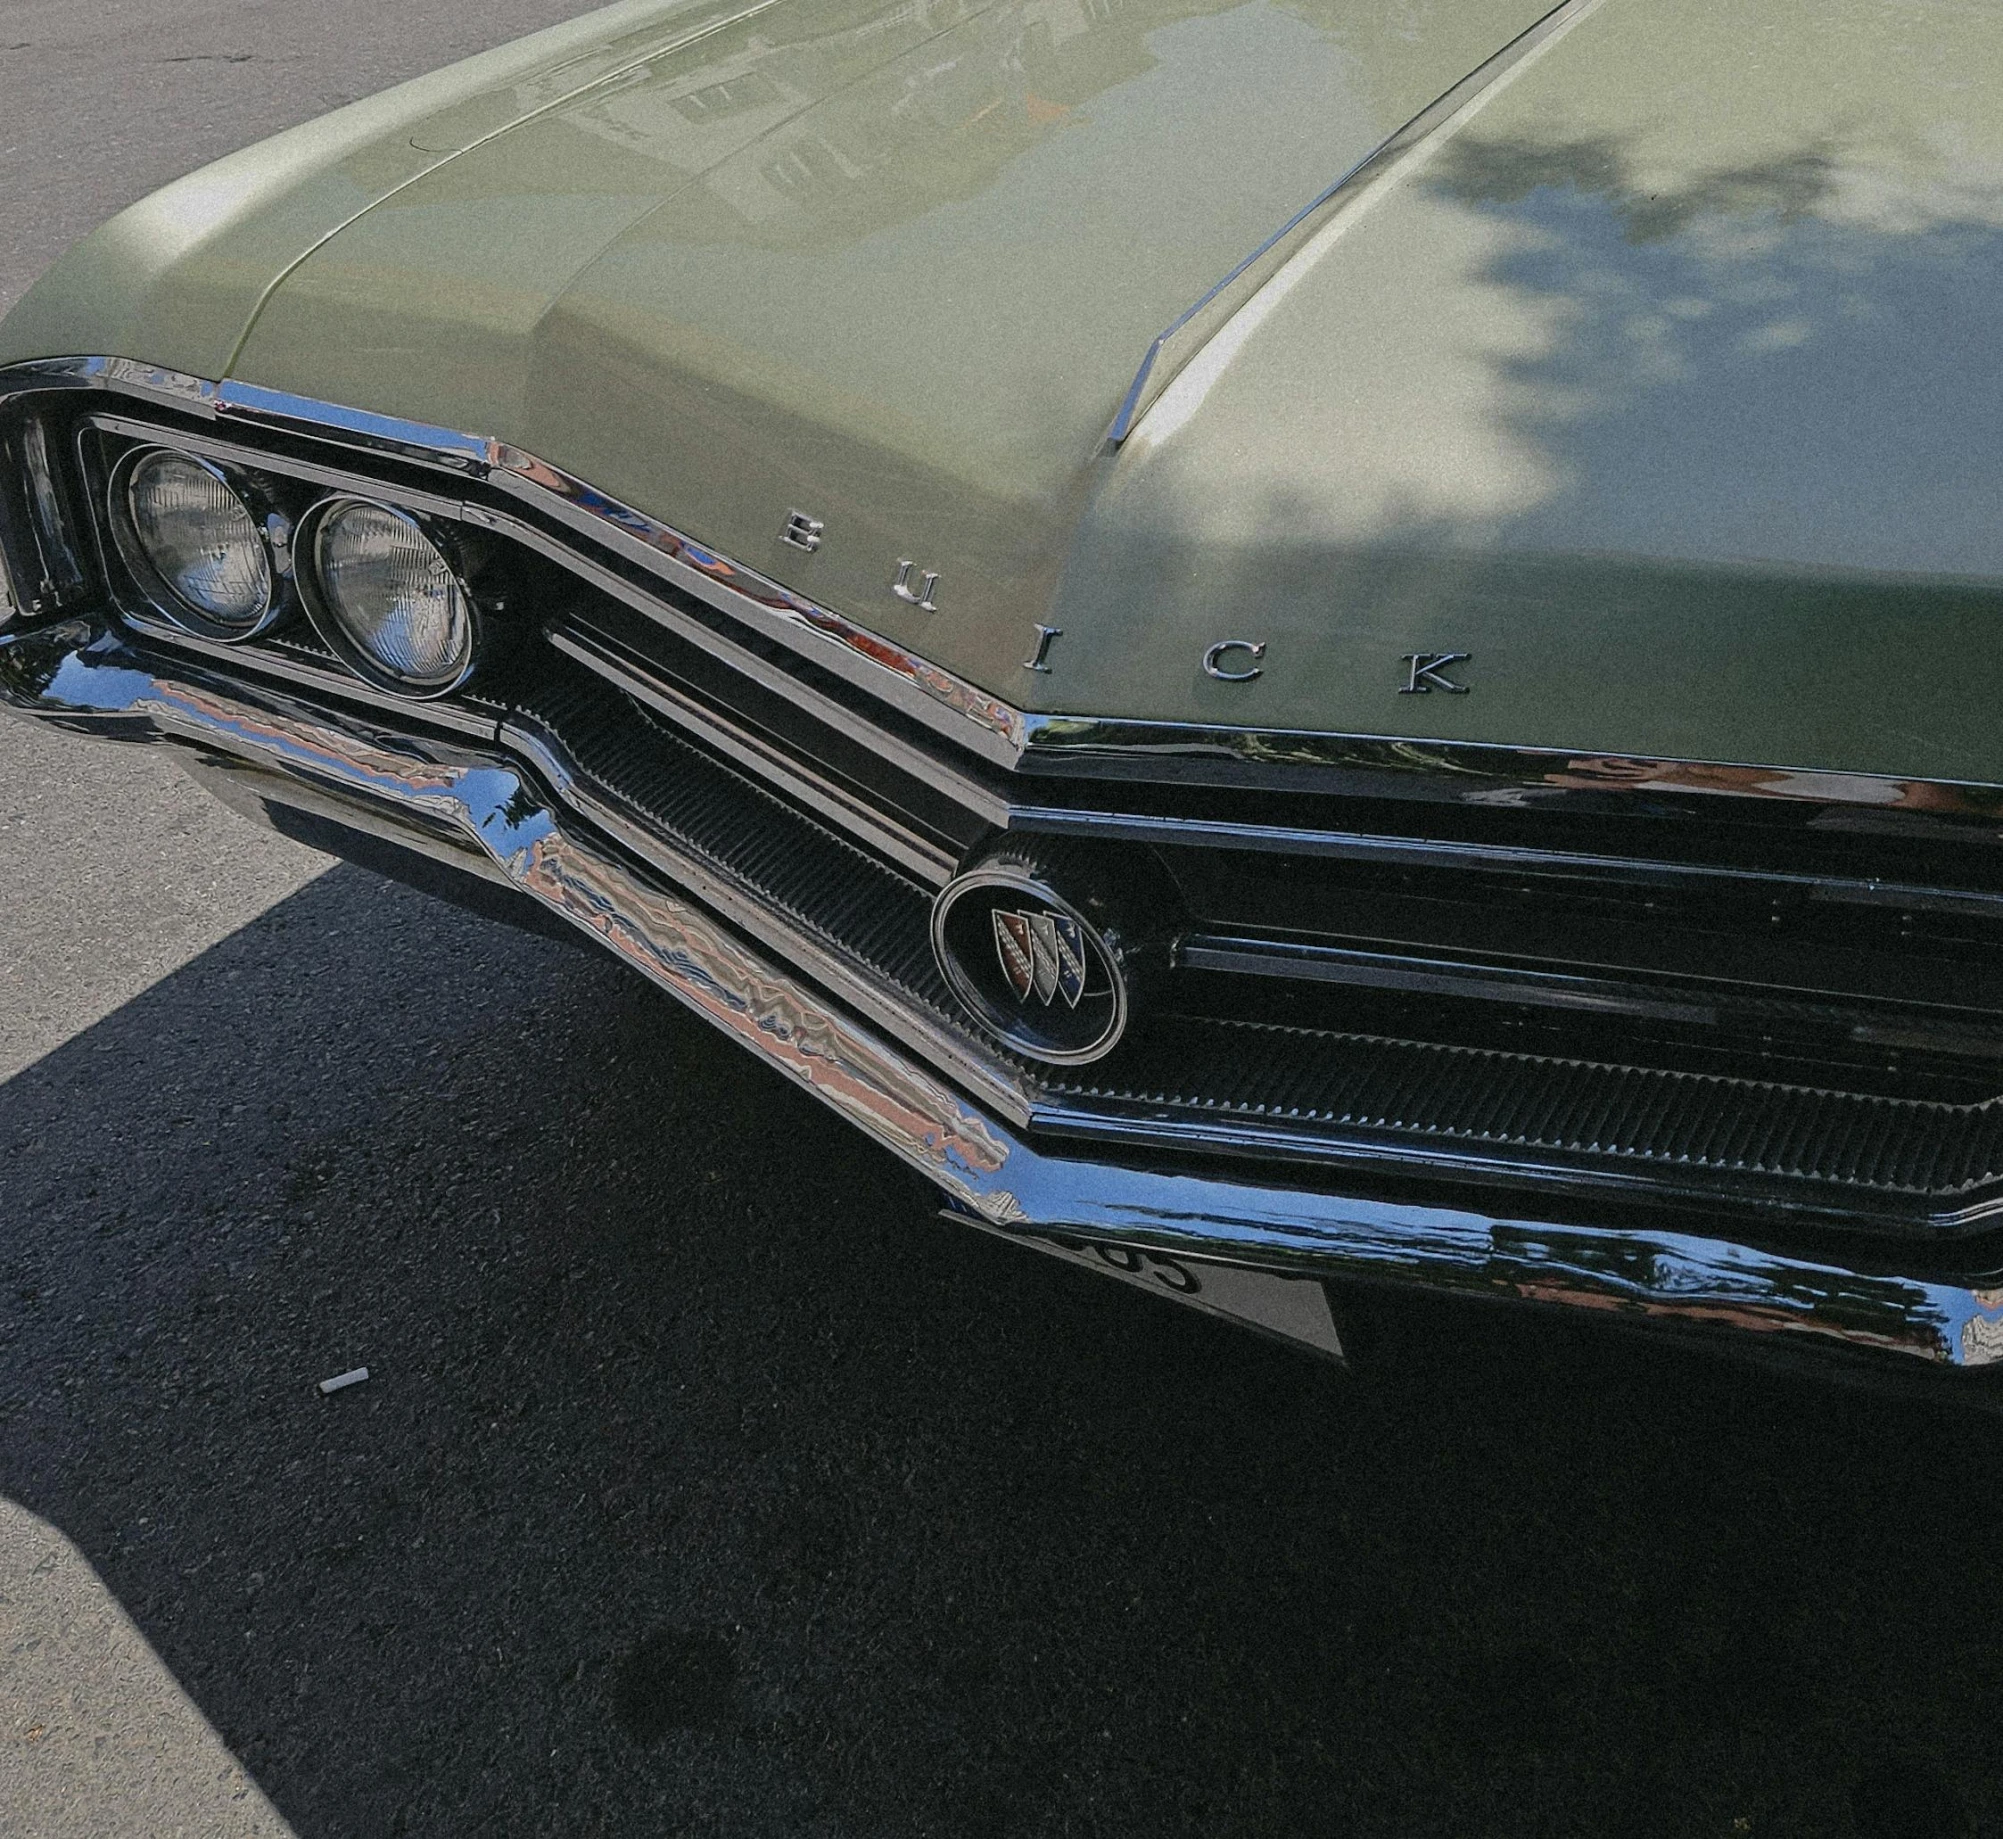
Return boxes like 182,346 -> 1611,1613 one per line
318,1367 -> 370,1395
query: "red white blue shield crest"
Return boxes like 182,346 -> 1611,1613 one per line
992,908 -> 1086,1008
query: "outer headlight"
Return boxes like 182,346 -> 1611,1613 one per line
298,497 -> 476,697
108,446 -> 276,639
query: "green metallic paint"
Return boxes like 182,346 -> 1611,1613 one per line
0,0 -> 769,379
4,0 -> 2000,783
224,0 -> 1555,706
1065,0 -> 2003,775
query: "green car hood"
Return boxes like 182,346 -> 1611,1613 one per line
0,0 -> 760,380
216,0 -> 1560,707
1055,0 -> 2003,781
9,0 -> 2002,784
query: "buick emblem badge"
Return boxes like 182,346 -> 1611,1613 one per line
931,862 -> 1130,1064
992,908 -> 1087,1008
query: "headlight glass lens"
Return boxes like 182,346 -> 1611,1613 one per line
124,449 -> 271,630
311,501 -> 473,692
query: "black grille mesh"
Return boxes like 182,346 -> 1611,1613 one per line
507,674 -> 955,1016
1048,1019 -> 2003,1206
512,664 -> 2003,1229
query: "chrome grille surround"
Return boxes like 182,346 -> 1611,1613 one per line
6,614 -> 2003,1380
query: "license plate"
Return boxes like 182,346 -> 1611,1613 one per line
948,1213 -> 1343,1361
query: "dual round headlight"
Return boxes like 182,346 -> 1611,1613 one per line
109,447 -> 277,640
108,445 -> 478,697
295,496 -> 477,697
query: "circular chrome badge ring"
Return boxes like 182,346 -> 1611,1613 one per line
930,860 -> 1131,1066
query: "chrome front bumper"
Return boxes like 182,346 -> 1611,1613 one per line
12,615 -> 2003,1385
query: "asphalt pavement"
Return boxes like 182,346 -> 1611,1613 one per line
1,5 -> 2000,1835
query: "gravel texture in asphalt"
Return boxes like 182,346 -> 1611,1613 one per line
2,6 -> 2000,1836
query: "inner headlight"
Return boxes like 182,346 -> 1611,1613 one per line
109,446 -> 276,639
299,497 -> 476,697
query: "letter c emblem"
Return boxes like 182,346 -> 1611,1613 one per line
1202,639 -> 1266,682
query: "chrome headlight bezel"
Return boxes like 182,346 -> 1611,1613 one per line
295,494 -> 481,700
104,443 -> 282,642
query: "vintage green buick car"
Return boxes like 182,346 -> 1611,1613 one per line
5,0 -> 2003,1379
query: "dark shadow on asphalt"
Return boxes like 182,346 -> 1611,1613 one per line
0,865 -> 1996,1836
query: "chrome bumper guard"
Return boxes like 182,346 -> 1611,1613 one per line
13,616 -> 2003,1383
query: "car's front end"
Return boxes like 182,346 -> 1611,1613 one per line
9,0 -> 2003,1386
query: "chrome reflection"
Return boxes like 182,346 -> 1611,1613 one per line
8,613 -> 2003,1380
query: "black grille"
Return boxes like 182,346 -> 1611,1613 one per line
1046,1018 -> 2003,1220
502,667 -> 962,1027
498,646 -> 2003,1234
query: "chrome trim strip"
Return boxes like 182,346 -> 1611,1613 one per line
215,379 -> 493,471
15,358 -> 2003,825
116,613 -> 503,741
545,621 -> 960,886
1180,935 -> 1724,1028
1011,805 -> 2003,917
4,357 -> 221,415
1177,933 -> 2003,1056
1107,0 -> 1604,443
1006,717 -> 2003,823
84,408 -> 472,519
9,615 -> 2003,1377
